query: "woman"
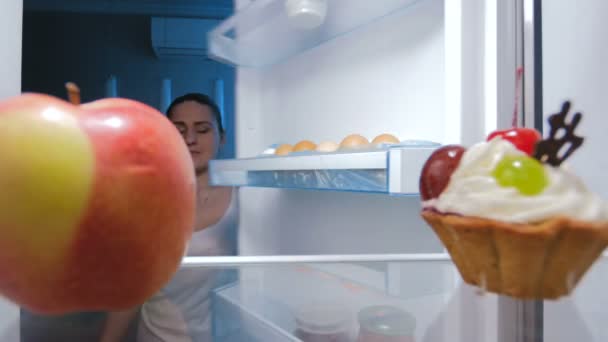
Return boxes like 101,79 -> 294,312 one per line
100,93 -> 238,342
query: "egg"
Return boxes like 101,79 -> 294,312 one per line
339,134 -> 369,149
275,144 -> 294,156
316,141 -> 339,153
293,140 -> 317,152
372,133 -> 400,145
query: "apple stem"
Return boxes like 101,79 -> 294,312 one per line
512,66 -> 524,128
65,82 -> 81,105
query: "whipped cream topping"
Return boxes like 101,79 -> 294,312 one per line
423,137 -> 608,223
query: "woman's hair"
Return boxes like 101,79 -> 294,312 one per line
166,93 -> 224,134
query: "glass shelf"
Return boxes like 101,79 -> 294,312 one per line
208,145 -> 439,195
179,254 -> 608,342
207,0 -> 426,67
208,254 -> 459,342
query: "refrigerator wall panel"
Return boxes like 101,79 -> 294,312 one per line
543,0 -> 608,340
238,188 -> 442,255
542,0 -> 608,197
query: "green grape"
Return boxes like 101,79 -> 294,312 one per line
492,155 -> 548,196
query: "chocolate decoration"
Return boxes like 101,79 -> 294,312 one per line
533,101 -> 584,166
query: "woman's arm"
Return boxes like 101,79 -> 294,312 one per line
99,307 -> 139,342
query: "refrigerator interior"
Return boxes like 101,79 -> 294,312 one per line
1,0 -> 607,340
208,0 -> 505,340
207,0 -> 608,340
231,0 -> 491,257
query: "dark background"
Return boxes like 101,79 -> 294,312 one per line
21,0 -> 235,159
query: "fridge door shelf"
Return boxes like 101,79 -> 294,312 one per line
208,146 -> 438,195
208,0 -> 425,67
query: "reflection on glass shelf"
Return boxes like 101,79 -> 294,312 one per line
209,146 -> 438,195
208,0 -> 426,67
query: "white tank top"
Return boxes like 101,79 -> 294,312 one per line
138,189 -> 238,342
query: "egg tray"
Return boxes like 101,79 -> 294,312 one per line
260,140 -> 440,158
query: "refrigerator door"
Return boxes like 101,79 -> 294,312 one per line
541,0 -> 608,340
0,1 -> 23,341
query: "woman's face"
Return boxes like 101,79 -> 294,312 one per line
170,101 -> 223,174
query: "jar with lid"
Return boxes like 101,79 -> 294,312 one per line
356,305 -> 416,342
293,304 -> 354,342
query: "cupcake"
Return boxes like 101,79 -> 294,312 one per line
419,101 -> 608,299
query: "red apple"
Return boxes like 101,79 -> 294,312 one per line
419,145 -> 465,201
0,90 -> 195,314
486,127 -> 541,155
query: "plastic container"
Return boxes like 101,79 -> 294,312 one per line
293,304 -> 354,342
356,306 -> 416,342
